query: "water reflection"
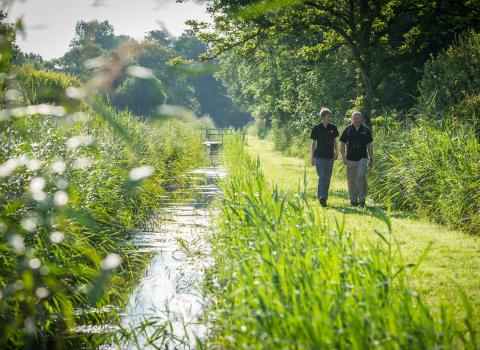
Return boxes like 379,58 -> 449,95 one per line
117,150 -> 223,348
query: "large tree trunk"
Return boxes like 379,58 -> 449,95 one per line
359,64 -> 374,128
363,83 -> 374,128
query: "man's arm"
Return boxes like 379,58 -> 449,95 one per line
341,142 -> 348,165
310,139 -> 316,165
367,142 -> 374,170
333,138 -> 338,160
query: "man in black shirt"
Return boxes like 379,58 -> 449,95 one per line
310,108 -> 339,207
339,111 -> 374,207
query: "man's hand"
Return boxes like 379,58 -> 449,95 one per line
311,157 -> 316,166
333,153 -> 338,161
342,157 -> 349,166
368,159 -> 373,170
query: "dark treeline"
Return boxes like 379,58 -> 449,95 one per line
12,19 -> 252,128
197,0 -> 480,144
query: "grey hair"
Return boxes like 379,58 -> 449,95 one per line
351,111 -> 363,118
319,108 -> 332,119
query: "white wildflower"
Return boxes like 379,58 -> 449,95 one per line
66,135 -> 93,149
53,191 -> 68,206
35,287 -> 49,299
101,253 -> 122,270
129,166 -> 154,181
51,160 -> 66,174
50,231 -> 65,244
28,258 -> 41,269
0,158 -> 19,177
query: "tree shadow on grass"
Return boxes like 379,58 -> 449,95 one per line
307,193 -> 412,220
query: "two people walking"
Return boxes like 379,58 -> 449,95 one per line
310,109 -> 373,208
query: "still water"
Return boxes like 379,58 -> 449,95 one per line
76,149 -> 224,349
121,156 -> 224,348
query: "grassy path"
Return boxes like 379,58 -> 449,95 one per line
245,135 -> 480,327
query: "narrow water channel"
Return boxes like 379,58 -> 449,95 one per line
120,149 -> 224,348
76,148 -> 224,349
121,149 -> 224,349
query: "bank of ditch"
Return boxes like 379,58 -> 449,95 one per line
0,104 -> 207,349
202,136 -> 479,348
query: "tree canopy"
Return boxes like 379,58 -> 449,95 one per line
201,0 -> 480,124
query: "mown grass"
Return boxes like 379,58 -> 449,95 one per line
243,135 -> 480,332
204,136 -> 477,348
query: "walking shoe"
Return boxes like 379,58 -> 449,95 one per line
350,201 -> 358,207
359,202 -> 366,208
319,199 -> 327,207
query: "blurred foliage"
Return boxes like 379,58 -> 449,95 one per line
0,105 -> 206,348
15,66 -> 80,105
0,10 -> 20,95
111,76 -> 167,116
42,20 -> 252,126
0,11 -> 208,349
12,52 -> 43,68
53,20 -> 122,75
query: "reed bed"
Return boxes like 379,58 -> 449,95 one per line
203,137 -> 477,349
0,103 -> 205,348
369,120 -> 480,234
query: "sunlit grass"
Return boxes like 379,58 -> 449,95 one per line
244,134 -> 480,331
204,136 -> 477,348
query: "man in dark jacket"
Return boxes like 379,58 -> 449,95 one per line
310,108 -> 339,207
340,111 -> 374,207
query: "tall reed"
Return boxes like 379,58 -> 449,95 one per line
0,104 -> 205,348
369,118 -> 480,234
203,137 -> 476,349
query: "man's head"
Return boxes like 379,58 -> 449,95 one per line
319,108 -> 332,124
351,111 -> 363,127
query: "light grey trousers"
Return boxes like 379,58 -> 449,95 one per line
346,158 -> 368,203
315,158 -> 334,201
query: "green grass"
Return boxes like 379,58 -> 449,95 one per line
204,136 -> 478,348
369,120 -> 480,234
0,103 -> 206,348
243,135 -> 480,330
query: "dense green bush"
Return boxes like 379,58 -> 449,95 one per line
420,31 -> 480,131
271,125 -> 309,159
0,103 -> 205,348
453,93 -> 480,137
111,76 -> 167,116
254,119 -> 269,139
369,119 -> 480,234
